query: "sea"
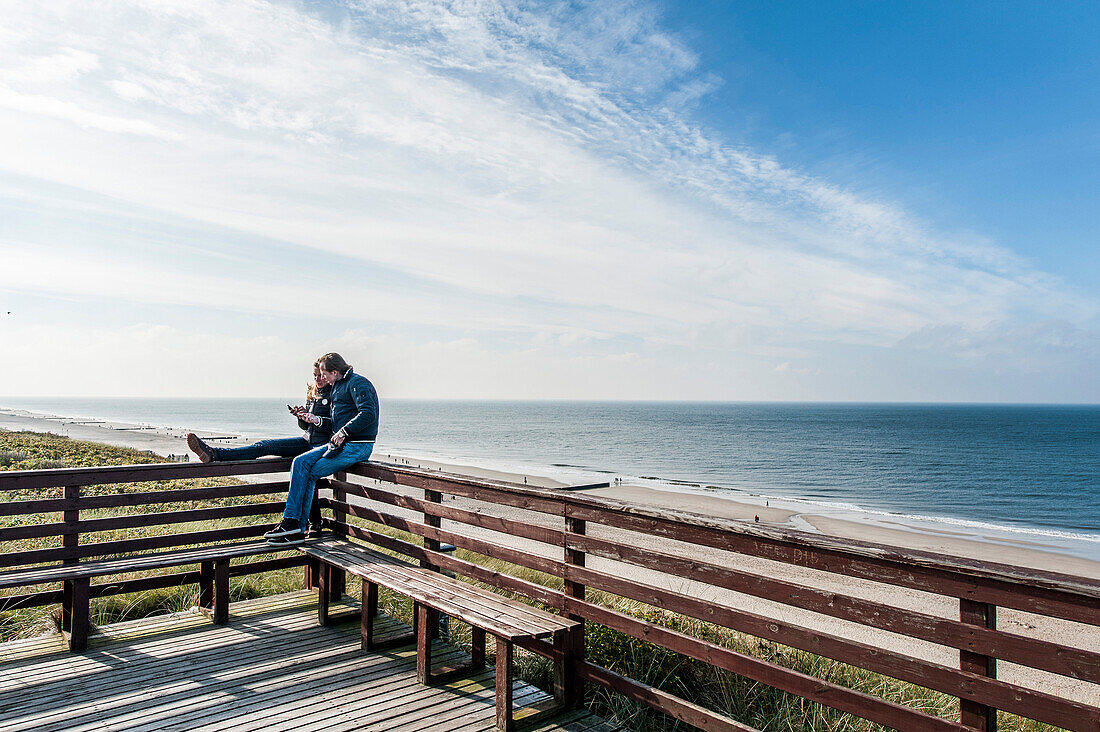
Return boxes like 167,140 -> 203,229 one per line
3,398 -> 1098,560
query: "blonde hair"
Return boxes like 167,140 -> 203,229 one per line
306,358 -> 323,402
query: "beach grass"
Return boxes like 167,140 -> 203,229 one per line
0,430 -> 1063,732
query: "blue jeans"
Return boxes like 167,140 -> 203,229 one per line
283,441 -> 374,527
211,437 -> 312,462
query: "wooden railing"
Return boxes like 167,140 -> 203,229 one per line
0,460 -> 303,612
2,459 -> 1099,732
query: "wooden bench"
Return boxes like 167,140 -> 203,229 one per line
0,540 -> 287,651
301,537 -> 579,732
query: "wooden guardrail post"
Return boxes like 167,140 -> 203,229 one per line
960,599 -> 998,731
328,474 -> 347,600
563,510 -> 586,708
422,488 -> 442,639
60,485 -> 79,634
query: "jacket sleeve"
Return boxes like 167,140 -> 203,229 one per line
337,378 -> 378,439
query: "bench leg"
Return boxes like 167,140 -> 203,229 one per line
68,578 -> 90,652
471,626 -> 486,669
416,602 -> 432,684
304,557 -> 317,590
199,561 -> 214,612
553,632 -> 566,706
317,563 -> 330,625
213,559 -> 230,624
495,636 -> 514,731
361,581 -> 377,650
61,581 -> 73,632
328,566 -> 345,602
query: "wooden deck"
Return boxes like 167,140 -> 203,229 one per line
0,591 -> 620,732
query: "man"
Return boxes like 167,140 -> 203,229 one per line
265,352 -> 379,546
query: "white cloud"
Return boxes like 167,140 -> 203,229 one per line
0,0 -> 1095,400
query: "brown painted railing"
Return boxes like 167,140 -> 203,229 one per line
2,458 -> 1099,732
0,459 -> 303,611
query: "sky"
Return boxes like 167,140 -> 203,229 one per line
0,0 -> 1097,402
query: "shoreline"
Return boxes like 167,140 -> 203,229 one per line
4,405 -> 1099,704
2,404 -> 1098,575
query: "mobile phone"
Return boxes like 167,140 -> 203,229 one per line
287,404 -> 295,412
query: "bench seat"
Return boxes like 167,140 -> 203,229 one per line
300,537 -> 578,731
0,540 -> 290,650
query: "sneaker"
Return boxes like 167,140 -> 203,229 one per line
186,433 -> 215,463
264,518 -> 301,540
306,521 -> 327,538
266,530 -> 306,546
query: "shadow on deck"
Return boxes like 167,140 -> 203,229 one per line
0,590 -> 620,732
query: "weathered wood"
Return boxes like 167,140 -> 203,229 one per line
472,626 -> 486,668
0,502 -> 283,542
0,458 -> 294,490
337,499 -> 564,576
302,539 -> 573,640
417,602 -> 432,684
564,563 -> 1099,731
497,636 -> 514,731
362,581 -> 378,650
0,481 -> 288,516
565,503 -> 1100,624
333,477 -> 564,547
570,532 -> 1100,683
67,578 -> 89,652
570,598 -> 969,732
0,540 -> 289,588
342,523 -> 564,610
563,515 -> 586,711
0,525 -> 272,569
0,593 -> 607,732
350,463 -> 564,515
213,559 -> 229,625
959,599 -> 998,732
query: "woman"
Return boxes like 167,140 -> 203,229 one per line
186,363 -> 332,463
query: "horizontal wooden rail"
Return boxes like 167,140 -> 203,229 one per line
332,478 -> 565,547
0,502 -> 283,543
569,532 -> 1100,683
563,503 -> 1100,625
0,458 -> 294,490
334,498 -> 563,577
0,525 -> 269,569
0,481 -> 288,516
565,561 -> 1098,731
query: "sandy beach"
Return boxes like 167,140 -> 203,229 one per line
3,406 -> 1098,705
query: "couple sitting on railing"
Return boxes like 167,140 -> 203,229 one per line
187,352 -> 379,547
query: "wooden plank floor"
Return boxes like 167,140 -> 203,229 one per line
0,590 -> 621,732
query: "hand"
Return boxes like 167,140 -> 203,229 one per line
331,431 -> 347,448
305,413 -> 322,426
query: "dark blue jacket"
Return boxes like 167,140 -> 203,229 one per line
297,384 -> 333,446
322,368 -> 379,441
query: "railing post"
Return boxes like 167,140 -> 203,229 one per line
563,509 -> 586,709
61,485 -> 80,633
422,488 -> 442,639
960,599 -> 998,731
423,488 -> 442,568
328,474 -> 346,600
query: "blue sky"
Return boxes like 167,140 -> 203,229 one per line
671,1 -> 1100,290
0,1 -> 1096,401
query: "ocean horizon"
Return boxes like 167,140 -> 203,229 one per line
3,397 -> 1098,560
